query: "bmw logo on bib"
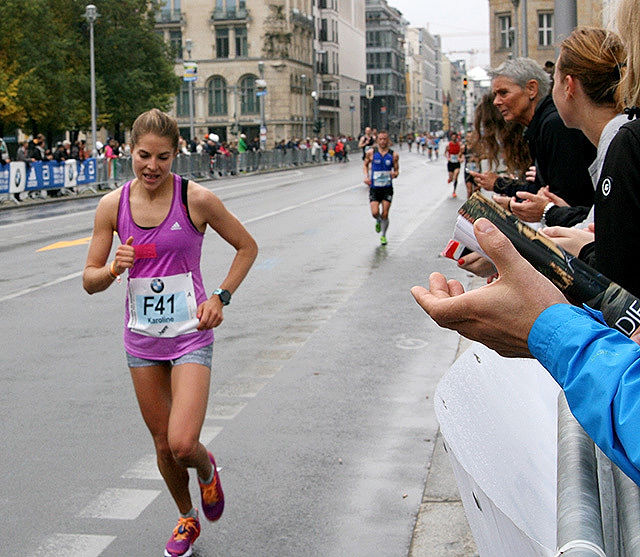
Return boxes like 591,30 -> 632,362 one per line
150,279 -> 165,293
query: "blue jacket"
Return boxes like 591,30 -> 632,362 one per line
529,303 -> 640,485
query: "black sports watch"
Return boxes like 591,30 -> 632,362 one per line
213,288 -> 231,306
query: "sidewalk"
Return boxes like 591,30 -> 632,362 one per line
409,338 -> 479,557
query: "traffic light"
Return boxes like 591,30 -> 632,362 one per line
365,84 -> 374,99
463,77 -> 468,89
313,119 -> 323,134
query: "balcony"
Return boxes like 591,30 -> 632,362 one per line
211,7 -> 248,22
318,97 -> 339,107
290,9 -> 314,31
157,9 -> 183,24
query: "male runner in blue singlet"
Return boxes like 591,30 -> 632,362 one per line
363,130 -> 400,245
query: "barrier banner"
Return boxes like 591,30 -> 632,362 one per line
0,164 -> 9,194
77,158 -> 97,184
9,161 -> 26,194
25,162 -> 41,191
435,343 -> 560,556
64,159 -> 78,189
49,161 -> 66,189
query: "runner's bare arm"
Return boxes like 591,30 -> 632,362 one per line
83,191 -> 133,294
187,183 -> 257,329
392,152 -> 399,178
190,183 -> 258,296
363,150 -> 372,185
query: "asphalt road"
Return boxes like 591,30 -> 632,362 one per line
1,150 -> 470,556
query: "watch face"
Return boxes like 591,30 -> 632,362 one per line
217,289 -> 231,304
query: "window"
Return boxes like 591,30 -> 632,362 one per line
208,76 -> 228,116
317,51 -> 328,74
320,19 -> 328,41
216,27 -> 229,58
498,14 -> 512,50
240,75 -> 258,114
176,82 -> 190,117
538,12 -> 553,47
235,27 -> 248,57
169,30 -> 182,59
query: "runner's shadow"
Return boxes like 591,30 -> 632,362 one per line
370,244 -> 388,269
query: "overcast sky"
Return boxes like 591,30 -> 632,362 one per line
387,0 -> 491,69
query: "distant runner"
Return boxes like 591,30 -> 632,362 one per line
445,132 -> 463,198
363,130 -> 400,245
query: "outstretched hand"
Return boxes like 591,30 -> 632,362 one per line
411,218 -> 568,357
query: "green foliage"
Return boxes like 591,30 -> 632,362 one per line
0,0 -> 179,136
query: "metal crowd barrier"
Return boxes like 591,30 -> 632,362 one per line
556,393 -> 640,556
0,141 -> 359,204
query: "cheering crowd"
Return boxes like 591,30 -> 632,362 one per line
413,0 -> 640,487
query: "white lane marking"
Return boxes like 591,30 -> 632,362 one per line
215,379 -> 268,398
210,170 -> 304,191
0,209 -> 96,229
207,401 -> 247,419
1,184 -> 361,301
242,183 -> 360,224
0,271 -> 82,302
122,454 -> 163,480
29,534 -> 115,557
77,488 -> 161,520
200,425 -> 224,445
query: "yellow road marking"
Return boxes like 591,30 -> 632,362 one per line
37,237 -> 93,252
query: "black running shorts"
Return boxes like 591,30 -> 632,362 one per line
447,161 -> 461,173
369,186 -> 394,203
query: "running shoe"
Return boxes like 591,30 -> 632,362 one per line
380,235 -> 387,245
199,452 -> 225,521
452,192 -> 457,198
375,220 -> 381,233
164,514 -> 201,557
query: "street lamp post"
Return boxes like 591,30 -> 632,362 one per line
185,39 -> 195,141
301,74 -> 307,139
257,61 -> 266,150
349,95 -> 355,137
85,4 -> 99,157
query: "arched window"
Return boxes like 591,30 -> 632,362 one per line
208,76 -> 228,116
240,74 -> 258,114
176,81 -> 190,117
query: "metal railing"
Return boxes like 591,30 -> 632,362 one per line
557,393 -> 640,556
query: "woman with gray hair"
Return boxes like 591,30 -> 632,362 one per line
469,57 -> 595,216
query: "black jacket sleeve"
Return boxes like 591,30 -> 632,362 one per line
544,205 -> 591,228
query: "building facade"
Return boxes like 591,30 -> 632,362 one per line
405,27 -> 442,134
362,0 -> 407,135
314,0 -> 366,137
488,0 -> 606,70
156,0 -> 315,147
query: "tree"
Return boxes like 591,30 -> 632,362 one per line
90,0 -> 180,137
0,0 -> 180,138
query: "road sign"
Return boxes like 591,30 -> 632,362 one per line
183,61 -> 197,82
365,84 -> 374,99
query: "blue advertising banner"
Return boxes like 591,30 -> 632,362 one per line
0,164 -> 9,194
77,158 -> 97,184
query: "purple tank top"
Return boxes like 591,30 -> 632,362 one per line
117,174 -> 213,359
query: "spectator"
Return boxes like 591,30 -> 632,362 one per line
469,57 -> 596,215
411,217 -> 640,486
53,142 -> 68,162
238,134 -> 248,153
16,140 -> 30,163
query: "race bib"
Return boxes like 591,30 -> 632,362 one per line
450,154 -> 459,163
372,170 -> 392,187
127,272 -> 199,338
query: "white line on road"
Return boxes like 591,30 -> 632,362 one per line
78,488 -> 161,520
122,454 -> 163,481
0,271 -> 83,303
0,184 -> 361,301
29,534 -> 116,557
